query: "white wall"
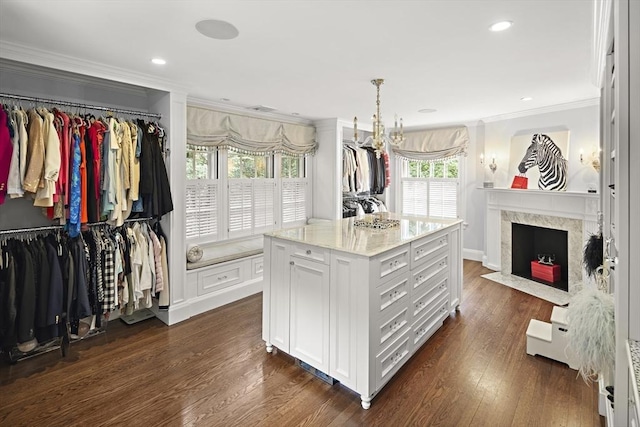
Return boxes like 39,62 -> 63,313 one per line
482,103 -> 600,192
460,102 -> 600,260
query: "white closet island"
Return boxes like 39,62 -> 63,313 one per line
262,214 -> 463,409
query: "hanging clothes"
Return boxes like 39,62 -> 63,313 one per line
0,105 -> 14,204
33,108 -> 61,208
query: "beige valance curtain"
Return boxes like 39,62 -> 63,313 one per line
392,126 -> 469,162
187,106 -> 317,156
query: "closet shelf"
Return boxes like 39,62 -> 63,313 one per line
0,92 -> 161,119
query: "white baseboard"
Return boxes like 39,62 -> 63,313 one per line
463,249 -> 484,262
154,279 -> 263,326
151,301 -> 192,326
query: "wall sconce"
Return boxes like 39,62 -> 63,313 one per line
482,153 -> 497,188
580,148 -> 601,172
489,153 -> 497,174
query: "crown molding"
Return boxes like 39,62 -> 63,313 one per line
188,96 -> 314,126
480,98 -> 600,123
0,41 -> 188,94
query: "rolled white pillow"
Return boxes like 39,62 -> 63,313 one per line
186,244 -> 203,263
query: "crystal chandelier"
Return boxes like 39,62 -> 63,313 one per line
353,78 -> 405,158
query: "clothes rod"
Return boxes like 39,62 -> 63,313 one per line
0,93 -> 162,119
0,217 -> 156,235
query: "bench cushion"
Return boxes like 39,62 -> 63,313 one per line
187,236 -> 263,270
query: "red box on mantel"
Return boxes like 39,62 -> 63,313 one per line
531,261 -> 561,282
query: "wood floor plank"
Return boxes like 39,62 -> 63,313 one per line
0,260 -> 604,426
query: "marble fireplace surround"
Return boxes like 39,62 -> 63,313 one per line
483,189 -> 599,296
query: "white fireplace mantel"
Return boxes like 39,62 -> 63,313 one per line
483,188 -> 599,273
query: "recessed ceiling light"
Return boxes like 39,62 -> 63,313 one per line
489,21 -> 513,32
151,58 -> 166,65
196,19 -> 239,40
521,96 -> 533,101
418,108 -> 437,114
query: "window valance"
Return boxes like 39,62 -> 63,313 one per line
392,125 -> 469,162
187,106 -> 317,156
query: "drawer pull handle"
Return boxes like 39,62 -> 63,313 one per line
290,261 -> 295,266
306,249 -> 312,255
218,275 -> 227,280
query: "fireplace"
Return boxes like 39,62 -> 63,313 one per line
484,189 -> 599,297
511,223 -> 568,291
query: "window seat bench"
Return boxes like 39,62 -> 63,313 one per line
185,236 -> 264,316
186,236 -> 264,270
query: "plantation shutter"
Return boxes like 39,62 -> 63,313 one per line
429,181 -> 458,218
185,181 -> 218,239
228,181 -> 253,235
282,180 -> 307,224
253,180 -> 275,231
228,179 -> 275,237
402,180 -> 428,216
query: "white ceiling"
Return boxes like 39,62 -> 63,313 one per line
0,0 -> 600,128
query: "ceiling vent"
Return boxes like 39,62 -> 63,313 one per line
247,105 -> 276,113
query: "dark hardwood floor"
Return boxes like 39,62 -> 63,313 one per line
0,260 -> 603,426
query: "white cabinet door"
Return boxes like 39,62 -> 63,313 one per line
269,240 -> 291,352
289,255 -> 330,373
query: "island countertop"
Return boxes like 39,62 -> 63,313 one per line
265,213 -> 462,257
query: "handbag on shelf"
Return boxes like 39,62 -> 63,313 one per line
511,174 -> 528,189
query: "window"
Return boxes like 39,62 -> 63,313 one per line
281,155 -> 307,225
186,149 -> 218,240
400,158 -> 460,219
228,152 -> 272,178
227,152 -> 275,238
186,149 -> 310,242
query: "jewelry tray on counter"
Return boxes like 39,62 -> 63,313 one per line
353,218 -> 400,229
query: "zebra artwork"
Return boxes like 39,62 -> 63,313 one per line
518,133 -> 568,190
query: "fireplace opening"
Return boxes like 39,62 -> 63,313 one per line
511,223 -> 568,291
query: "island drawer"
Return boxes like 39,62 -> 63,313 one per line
373,247 -> 410,282
411,273 -> 448,320
410,230 -> 449,269
375,273 -> 410,317
375,306 -> 410,353
412,294 -> 449,349
411,252 -> 448,292
375,328 -> 412,389
292,243 -> 330,264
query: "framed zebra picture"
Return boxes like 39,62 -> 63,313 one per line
508,130 -> 570,191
